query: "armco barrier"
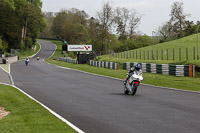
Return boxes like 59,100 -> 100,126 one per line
58,57 -> 77,64
123,62 -> 195,77
90,60 -> 119,70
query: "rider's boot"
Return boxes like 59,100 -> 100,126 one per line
124,79 -> 127,85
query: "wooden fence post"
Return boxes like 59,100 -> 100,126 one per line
136,50 -> 137,59
193,47 -> 196,60
148,51 -> 149,60
173,48 -> 175,61
133,51 -> 134,59
186,48 -> 188,60
179,48 -> 181,61
167,49 -> 168,60
161,49 -> 163,60
144,51 -> 145,60
157,50 -> 158,60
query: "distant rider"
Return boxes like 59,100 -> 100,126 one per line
25,57 -> 29,66
37,55 -> 40,61
124,63 -> 143,85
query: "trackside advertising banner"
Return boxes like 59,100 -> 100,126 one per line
67,45 -> 92,51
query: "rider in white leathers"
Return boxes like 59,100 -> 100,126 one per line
124,63 -> 143,85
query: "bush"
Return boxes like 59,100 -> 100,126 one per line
25,37 -> 33,49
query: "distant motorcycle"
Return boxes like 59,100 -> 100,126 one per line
123,72 -> 143,95
25,58 -> 29,66
37,56 -> 39,61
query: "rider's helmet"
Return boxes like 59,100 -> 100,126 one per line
135,63 -> 141,71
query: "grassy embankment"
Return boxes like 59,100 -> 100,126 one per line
104,34 -> 200,67
0,85 -> 75,133
46,40 -> 200,92
18,42 -> 41,60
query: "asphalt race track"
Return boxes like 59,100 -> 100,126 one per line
11,40 -> 200,133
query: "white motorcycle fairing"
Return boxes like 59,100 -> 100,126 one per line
124,73 -> 143,95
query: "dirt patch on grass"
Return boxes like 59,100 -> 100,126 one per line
0,107 -> 10,120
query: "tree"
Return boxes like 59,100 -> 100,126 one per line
115,7 -> 129,41
39,12 -> 55,38
170,1 -> 190,38
157,20 -> 175,41
0,0 -> 45,50
73,24 -> 88,44
129,10 -> 141,39
184,21 -> 196,36
51,8 -> 89,43
0,0 -> 22,49
96,1 -> 115,55
51,10 -> 68,39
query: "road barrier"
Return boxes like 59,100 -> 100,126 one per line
57,57 -> 77,64
89,60 -> 119,70
123,62 -> 195,77
0,56 -> 18,64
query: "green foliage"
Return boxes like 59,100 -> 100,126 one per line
114,35 -> 152,52
18,42 -> 40,59
24,37 -> 33,49
0,0 -> 45,51
51,9 -> 89,45
0,1 -> 22,49
73,24 -> 88,43
0,37 -> 2,50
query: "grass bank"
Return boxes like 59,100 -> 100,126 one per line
112,34 -> 200,66
0,84 -> 75,133
18,42 -> 40,60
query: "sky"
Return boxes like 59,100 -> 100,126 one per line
41,0 -> 200,35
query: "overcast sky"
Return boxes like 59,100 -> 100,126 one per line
41,0 -> 200,35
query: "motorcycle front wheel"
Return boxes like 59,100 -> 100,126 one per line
131,84 -> 138,95
124,86 -> 129,94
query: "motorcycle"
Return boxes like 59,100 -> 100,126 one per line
25,60 -> 29,66
123,72 -> 143,95
25,58 -> 29,66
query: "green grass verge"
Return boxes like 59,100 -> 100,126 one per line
18,42 -> 41,60
46,60 -> 200,92
49,40 -> 66,60
0,84 -> 75,133
0,64 -> 9,73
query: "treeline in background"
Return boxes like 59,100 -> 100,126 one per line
1,1 -> 200,56
40,1 -> 200,56
0,0 -> 45,54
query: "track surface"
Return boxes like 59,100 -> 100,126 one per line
11,40 -> 200,133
